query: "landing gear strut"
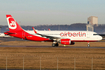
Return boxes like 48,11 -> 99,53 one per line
52,43 -> 59,47
87,42 -> 90,47
52,40 -> 59,47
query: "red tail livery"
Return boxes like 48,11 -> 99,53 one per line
4,15 -> 50,41
6,15 -> 23,31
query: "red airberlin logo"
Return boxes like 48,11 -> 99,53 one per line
60,32 -> 86,37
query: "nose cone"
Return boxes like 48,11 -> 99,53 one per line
98,36 -> 102,41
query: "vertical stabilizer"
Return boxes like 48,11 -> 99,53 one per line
6,15 -> 23,31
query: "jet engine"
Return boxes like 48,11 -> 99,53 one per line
60,39 -> 75,45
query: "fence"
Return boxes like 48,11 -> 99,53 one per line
0,56 -> 105,70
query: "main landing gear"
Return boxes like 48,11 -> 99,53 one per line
52,43 -> 59,47
52,40 -> 59,47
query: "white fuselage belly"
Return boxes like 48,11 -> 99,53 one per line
25,30 -> 102,42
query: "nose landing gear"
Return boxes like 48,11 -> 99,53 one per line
87,42 -> 90,47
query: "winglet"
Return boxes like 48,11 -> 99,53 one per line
32,27 -> 37,33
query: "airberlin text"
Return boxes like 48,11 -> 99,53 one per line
60,32 -> 86,37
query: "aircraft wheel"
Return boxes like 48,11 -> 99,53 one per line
55,43 -> 59,47
52,43 -> 59,47
87,42 -> 90,47
52,43 -> 56,47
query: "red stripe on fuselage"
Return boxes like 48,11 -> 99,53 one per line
4,31 -> 51,41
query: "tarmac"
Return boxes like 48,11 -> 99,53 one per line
0,37 -> 26,41
0,37 -> 105,49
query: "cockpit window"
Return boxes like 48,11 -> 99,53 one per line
93,34 -> 98,35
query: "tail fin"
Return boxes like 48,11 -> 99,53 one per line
6,15 -> 23,31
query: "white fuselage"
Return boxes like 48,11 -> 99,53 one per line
25,30 -> 102,42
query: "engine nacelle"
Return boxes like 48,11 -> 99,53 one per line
60,39 -> 75,45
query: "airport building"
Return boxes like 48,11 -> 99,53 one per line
86,16 -> 98,31
86,24 -> 94,31
88,16 -> 98,26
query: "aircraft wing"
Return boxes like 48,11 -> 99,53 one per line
32,27 -> 60,40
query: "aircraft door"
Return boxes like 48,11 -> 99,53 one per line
22,31 -> 26,39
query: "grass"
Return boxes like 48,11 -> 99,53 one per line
0,41 -> 105,69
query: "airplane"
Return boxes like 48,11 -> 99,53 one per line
4,15 -> 102,47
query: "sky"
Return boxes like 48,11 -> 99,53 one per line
0,0 -> 105,25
